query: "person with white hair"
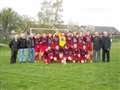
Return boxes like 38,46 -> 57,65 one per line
101,31 -> 111,62
9,34 -> 19,64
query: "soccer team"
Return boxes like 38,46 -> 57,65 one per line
9,31 -> 111,64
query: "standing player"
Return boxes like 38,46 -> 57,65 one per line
78,32 -> 84,49
59,32 -> 66,47
40,33 -> 48,56
83,31 -> 93,62
47,33 -> 53,48
66,33 -> 73,48
52,33 -> 59,49
72,32 -> 78,46
34,34 -> 41,63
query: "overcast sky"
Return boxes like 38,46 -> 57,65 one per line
0,0 -> 120,31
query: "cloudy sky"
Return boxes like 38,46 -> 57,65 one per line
0,0 -> 120,31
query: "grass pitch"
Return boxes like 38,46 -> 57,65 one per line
0,42 -> 120,90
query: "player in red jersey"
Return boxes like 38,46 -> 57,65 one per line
66,33 -> 73,48
52,33 -> 59,49
62,45 -> 69,64
40,33 -> 48,54
58,47 -> 64,64
79,44 -> 88,63
78,32 -> 84,49
34,34 -> 41,62
83,31 -> 93,62
53,46 -> 59,63
73,44 -> 79,63
67,46 -> 73,62
47,33 -> 53,47
72,32 -> 78,45
43,47 -> 54,64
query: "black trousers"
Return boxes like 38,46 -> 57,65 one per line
102,49 -> 110,62
10,49 -> 18,64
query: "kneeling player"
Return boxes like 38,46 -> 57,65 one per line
73,44 -> 79,63
62,46 -> 69,64
67,47 -> 73,62
80,45 -> 88,63
58,47 -> 64,64
53,46 -> 59,63
43,47 -> 54,64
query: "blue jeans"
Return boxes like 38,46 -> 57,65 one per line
93,50 -> 100,62
28,48 -> 35,63
19,49 -> 27,63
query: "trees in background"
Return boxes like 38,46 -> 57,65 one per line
38,0 -> 63,27
0,8 -> 20,39
0,8 -> 34,39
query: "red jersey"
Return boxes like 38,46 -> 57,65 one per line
40,36 -> 48,53
83,35 -> 93,51
52,35 -> 59,48
66,36 -> 73,48
77,36 -> 84,49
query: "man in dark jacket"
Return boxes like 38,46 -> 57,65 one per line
9,35 -> 19,64
101,31 -> 111,62
18,33 -> 27,63
93,32 -> 101,62
27,34 -> 35,63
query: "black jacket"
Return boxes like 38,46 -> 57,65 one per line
9,39 -> 19,50
18,38 -> 27,49
27,37 -> 35,48
101,36 -> 111,50
93,36 -> 101,51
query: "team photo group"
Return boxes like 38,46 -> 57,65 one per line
9,31 -> 111,64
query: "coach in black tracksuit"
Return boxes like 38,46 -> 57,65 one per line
9,35 -> 19,64
101,32 -> 111,62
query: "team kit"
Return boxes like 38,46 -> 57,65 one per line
9,31 -> 110,64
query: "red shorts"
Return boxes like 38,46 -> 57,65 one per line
79,56 -> 86,61
35,45 -> 40,52
78,44 -> 83,49
67,44 -> 72,48
73,54 -> 78,61
86,44 -> 92,51
40,45 -> 48,53
64,56 -> 69,60
52,43 -> 58,49
68,56 -> 73,61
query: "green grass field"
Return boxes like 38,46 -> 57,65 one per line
0,42 -> 120,90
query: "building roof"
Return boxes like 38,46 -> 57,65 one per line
95,26 -> 119,33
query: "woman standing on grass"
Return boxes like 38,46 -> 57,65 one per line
9,34 -> 19,64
